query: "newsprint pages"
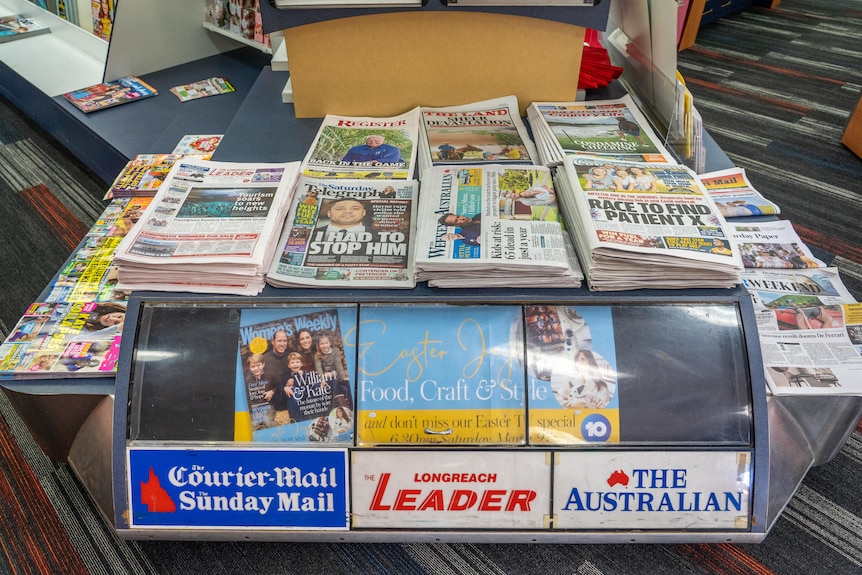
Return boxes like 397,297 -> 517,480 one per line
742,267 -> 862,396
267,177 -> 418,288
555,156 -> 743,290
418,95 -> 539,172
415,164 -> 582,288
301,108 -> 420,180
114,159 -> 300,295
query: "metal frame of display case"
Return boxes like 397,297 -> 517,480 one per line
109,286 -> 772,542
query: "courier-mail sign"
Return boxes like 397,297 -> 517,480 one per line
127,447 -> 348,529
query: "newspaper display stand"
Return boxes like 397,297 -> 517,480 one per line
111,286 -> 772,542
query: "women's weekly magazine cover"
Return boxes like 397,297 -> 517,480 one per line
355,304 -> 526,446
235,306 -> 358,443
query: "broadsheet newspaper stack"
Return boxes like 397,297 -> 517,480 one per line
740,265 -> 862,396
724,218 -> 862,395
266,109 -> 421,288
417,95 -> 538,172
554,156 -> 743,290
114,158 -> 301,295
527,94 -> 675,167
415,164 -> 583,288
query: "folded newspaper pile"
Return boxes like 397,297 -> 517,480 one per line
415,164 -> 583,288
527,94 -> 674,167
728,220 -> 825,269
417,95 -> 538,173
266,176 -> 419,288
113,159 -> 301,295
300,108 -> 420,180
554,156 -> 743,291
740,267 -> 862,396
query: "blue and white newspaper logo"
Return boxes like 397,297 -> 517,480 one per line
128,448 -> 348,529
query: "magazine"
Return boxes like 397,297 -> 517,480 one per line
355,304 -> 526,446
527,94 -> 674,166
415,164 -> 583,288
62,76 -> 158,113
105,154 -> 186,199
42,197 -> 152,303
555,156 -> 743,291
525,305 -> 620,444
417,95 -> 539,172
235,305 -> 358,443
92,0 -> 114,41
729,220 -> 826,269
699,167 -> 780,218
0,15 -> 50,43
300,108 -> 420,180
170,77 -> 235,102
171,134 -> 223,156
113,158 -> 301,295
741,267 -> 862,396
0,301 -> 125,379
266,177 -> 418,288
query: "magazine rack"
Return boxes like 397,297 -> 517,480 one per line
109,286 -> 775,542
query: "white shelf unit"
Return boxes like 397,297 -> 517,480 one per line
0,0 -> 106,95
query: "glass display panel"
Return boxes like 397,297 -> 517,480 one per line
125,301 -> 752,447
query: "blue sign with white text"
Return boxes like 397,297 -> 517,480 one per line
127,448 -> 348,529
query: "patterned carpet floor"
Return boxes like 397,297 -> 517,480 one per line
1,0 -> 862,573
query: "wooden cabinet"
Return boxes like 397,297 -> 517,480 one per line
842,91 -> 862,158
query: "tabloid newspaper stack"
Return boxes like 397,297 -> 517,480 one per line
417,95 -> 539,173
113,158 -> 301,295
265,109 -> 422,288
266,177 -> 419,288
554,156 -> 743,291
527,94 -> 674,167
415,164 -> 583,288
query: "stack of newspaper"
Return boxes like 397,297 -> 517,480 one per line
113,158 -> 301,295
527,94 -> 674,167
728,220 -> 826,269
417,95 -> 538,173
555,156 -> 743,291
414,164 -> 583,288
300,108 -> 420,181
740,266 -> 862,396
698,167 -> 781,218
266,176 -> 419,288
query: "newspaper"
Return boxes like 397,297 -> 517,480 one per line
555,156 -> 743,291
266,177 -> 418,288
526,94 -> 674,167
741,267 -> 862,395
729,220 -> 825,269
417,95 -> 539,172
414,164 -> 582,288
301,108 -> 420,180
699,167 -> 780,218
113,158 -> 301,295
